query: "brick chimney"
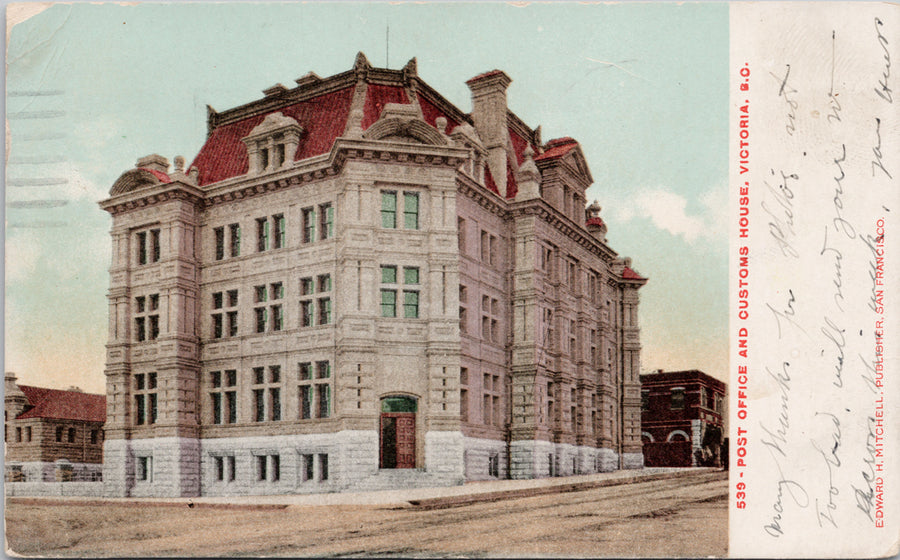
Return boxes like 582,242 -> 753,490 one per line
5,372 -> 28,418
467,70 -> 512,198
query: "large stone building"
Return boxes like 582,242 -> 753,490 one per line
4,373 -> 106,482
98,53 -> 647,497
640,369 -> 726,467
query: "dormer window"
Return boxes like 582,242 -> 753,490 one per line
242,113 -> 304,175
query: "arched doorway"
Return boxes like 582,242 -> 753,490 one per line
380,396 -> 417,469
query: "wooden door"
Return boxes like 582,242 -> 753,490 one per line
380,412 -> 415,468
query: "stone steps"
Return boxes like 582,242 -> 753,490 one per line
346,469 -> 456,492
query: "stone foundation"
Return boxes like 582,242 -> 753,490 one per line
462,436 -> 508,480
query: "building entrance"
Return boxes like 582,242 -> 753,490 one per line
379,396 -> 417,469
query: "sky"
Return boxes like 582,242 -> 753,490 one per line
5,2 -> 729,394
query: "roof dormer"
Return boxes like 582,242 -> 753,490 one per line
241,112 -> 304,175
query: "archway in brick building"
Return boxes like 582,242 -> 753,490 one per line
379,396 -> 417,469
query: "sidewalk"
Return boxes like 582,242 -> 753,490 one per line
8,467 -> 725,510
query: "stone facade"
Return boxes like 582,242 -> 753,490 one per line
98,53 -> 647,497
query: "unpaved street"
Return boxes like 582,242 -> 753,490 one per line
6,471 -> 727,557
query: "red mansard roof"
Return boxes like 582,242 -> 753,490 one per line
16,386 -> 106,423
190,86 -> 356,186
586,217 -> 605,227
361,84 -> 409,129
622,266 -> 646,281
419,94 -> 461,131
535,137 -> 578,161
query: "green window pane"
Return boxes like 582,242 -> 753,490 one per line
381,290 -> 397,317
403,267 -> 419,284
381,396 -> 417,413
403,291 -> 419,318
381,192 -> 397,228
404,193 -> 419,229
381,265 -> 397,284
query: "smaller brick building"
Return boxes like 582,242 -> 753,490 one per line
639,370 -> 725,467
4,373 -> 106,482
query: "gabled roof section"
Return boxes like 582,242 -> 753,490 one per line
16,386 -> 106,423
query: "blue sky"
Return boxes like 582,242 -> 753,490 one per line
5,3 -> 729,393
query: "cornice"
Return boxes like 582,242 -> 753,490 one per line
99,182 -> 205,216
507,198 -> 618,262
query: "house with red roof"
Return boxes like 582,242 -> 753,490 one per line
5,373 -> 105,482
98,53 -> 647,498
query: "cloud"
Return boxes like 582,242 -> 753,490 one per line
608,185 -> 727,244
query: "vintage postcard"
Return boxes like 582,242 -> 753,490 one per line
3,2 -> 897,557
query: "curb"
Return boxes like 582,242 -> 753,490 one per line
407,469 -> 728,510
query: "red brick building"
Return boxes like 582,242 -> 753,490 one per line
639,370 -> 725,467
4,373 -> 106,482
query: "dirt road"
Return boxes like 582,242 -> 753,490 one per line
6,471 -> 728,557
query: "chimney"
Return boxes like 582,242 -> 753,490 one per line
467,70 -> 512,197
5,372 -> 28,415
585,200 -> 608,242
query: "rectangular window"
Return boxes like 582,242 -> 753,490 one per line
460,388 -> 468,422
135,294 -> 161,342
227,311 -> 239,337
300,385 -> 312,419
271,455 -> 281,481
257,455 -> 267,481
671,388 -> 685,410
300,277 -> 313,296
320,203 -> 334,240
134,373 -> 158,426
137,456 -> 152,482
457,217 -> 466,254
273,214 -> 285,249
212,314 -> 223,339
272,305 -> 283,331
403,291 -> 419,318
317,384 -> 331,418
254,389 -> 265,422
229,224 -> 241,257
215,456 -> 225,481
381,265 -> 397,284
56,426 -> 63,442
303,454 -> 314,481
227,455 -> 236,481
137,231 -> 147,265
299,361 -> 332,419
302,208 -> 316,243
26,427 -> 33,442
15,427 -> 22,443
381,191 -> 397,228
318,298 -> 331,325
214,227 -> 225,260
318,454 -> 329,481
255,308 -> 267,333
380,290 -> 397,317
300,301 -> 313,327
641,390 -> 650,411
256,218 -> 269,252
403,192 -> 419,229
150,229 -> 160,263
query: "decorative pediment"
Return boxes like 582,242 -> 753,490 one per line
241,112 -> 304,175
110,168 -> 167,195
363,103 -> 448,146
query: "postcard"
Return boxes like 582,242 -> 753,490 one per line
4,2 -> 897,557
